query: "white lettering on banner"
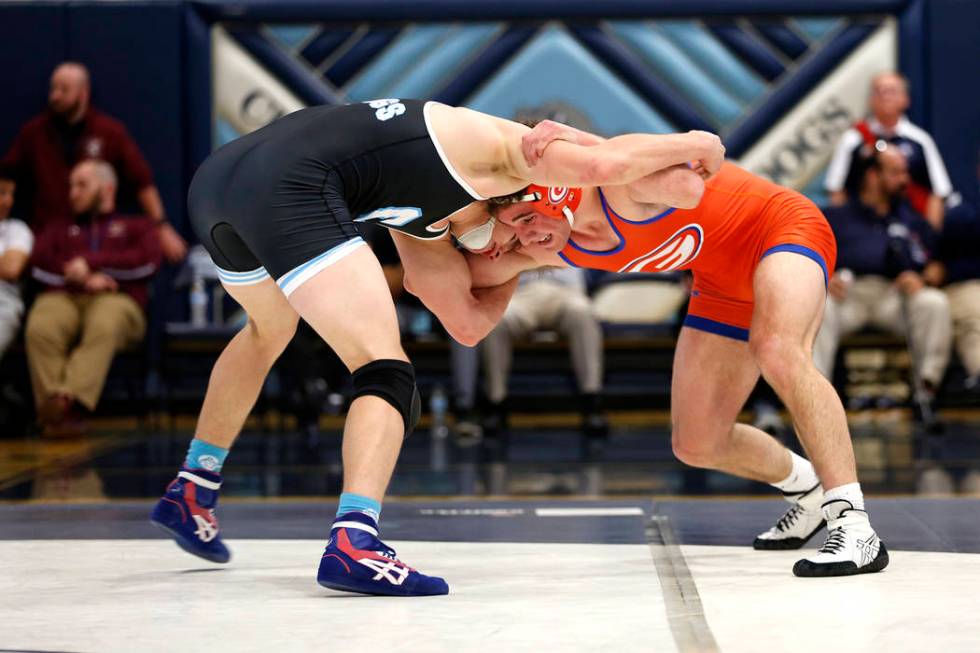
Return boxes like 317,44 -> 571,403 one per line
739,20 -> 897,190
213,26 -> 305,135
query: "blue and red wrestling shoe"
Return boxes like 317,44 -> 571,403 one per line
150,468 -> 230,563
317,512 -> 449,596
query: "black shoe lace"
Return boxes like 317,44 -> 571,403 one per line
775,505 -> 803,532
818,527 -> 846,554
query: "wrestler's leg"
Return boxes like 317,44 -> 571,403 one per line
287,244 -> 409,503
749,252 -> 854,489
751,251 -> 887,576
670,327 -> 790,483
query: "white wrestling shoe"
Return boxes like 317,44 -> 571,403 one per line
793,499 -> 889,577
754,482 -> 826,550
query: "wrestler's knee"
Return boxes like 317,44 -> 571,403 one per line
750,331 -> 809,390
671,420 -> 728,469
246,313 -> 299,360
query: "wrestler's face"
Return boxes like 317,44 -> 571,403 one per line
495,202 -> 571,254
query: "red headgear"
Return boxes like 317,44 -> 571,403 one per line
519,185 -> 581,226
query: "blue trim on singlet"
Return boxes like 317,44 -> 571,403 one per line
760,244 -> 830,288
562,190 -> 626,257
682,315 -> 750,342
600,189 -> 677,225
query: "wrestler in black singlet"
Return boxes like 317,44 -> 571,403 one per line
187,99 -> 483,294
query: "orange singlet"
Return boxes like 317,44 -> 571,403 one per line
558,163 -> 837,341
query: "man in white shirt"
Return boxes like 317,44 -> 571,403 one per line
0,164 -> 33,359
825,72 -> 952,229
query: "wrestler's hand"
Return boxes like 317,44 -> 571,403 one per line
688,130 -> 725,179
522,120 -> 580,167
895,270 -> 925,296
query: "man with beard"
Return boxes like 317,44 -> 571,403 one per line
2,62 -> 186,261
25,159 -> 160,435
814,145 -> 951,412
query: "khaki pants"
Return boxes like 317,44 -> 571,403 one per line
482,280 -> 603,403
813,276 -> 952,386
946,279 -> 980,377
25,292 -> 145,411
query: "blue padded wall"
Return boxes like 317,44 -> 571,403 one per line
0,4 -> 69,164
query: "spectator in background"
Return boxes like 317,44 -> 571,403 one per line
825,72 -> 952,229
481,267 -> 608,439
0,163 -> 33,359
925,148 -> 980,392
26,160 -> 160,434
1,62 -> 186,262
814,145 -> 952,409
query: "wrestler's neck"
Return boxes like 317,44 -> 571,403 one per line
568,187 -> 620,251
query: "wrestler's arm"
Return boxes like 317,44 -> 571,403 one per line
495,118 -> 724,188
391,231 -> 520,347
521,120 -> 706,208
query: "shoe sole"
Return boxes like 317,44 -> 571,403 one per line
792,543 -> 890,578
753,520 -> 827,550
151,520 -> 230,564
317,577 -> 448,597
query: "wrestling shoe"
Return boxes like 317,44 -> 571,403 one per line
793,499 -> 889,577
150,468 -> 230,563
317,512 -> 449,596
754,482 -> 826,550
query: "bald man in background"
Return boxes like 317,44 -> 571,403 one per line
825,72 -> 952,230
2,62 -> 186,262
26,159 -> 161,435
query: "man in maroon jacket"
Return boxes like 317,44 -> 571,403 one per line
2,61 -> 186,262
26,159 -> 161,432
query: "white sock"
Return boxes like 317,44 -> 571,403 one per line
772,451 -> 820,494
823,482 -> 865,511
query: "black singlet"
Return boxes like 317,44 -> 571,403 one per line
187,99 -> 483,289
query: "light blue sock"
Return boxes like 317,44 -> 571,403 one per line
183,438 -> 229,473
336,492 -> 382,523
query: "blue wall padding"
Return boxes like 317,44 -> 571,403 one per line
709,24 -> 786,81
300,28 -> 355,68
67,2 -> 186,228
324,28 -> 400,87
434,25 -> 538,105
926,0 -> 980,196
384,24 -> 499,99
656,21 -> 765,106
267,24 -> 317,50
183,4 -> 214,193
899,0 -> 927,125
468,26 -> 673,135
726,23 -> 877,157
609,21 -> 743,128
346,25 -> 455,100
792,17 -> 842,41
572,25 -> 711,132
0,4 -> 69,164
227,27 -> 343,105
750,21 -> 809,59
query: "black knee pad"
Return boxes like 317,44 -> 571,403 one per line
351,359 -> 421,437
